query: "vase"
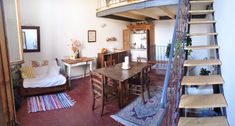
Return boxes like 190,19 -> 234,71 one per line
76,51 -> 80,58
70,54 -> 76,60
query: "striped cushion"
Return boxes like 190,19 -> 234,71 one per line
21,66 -> 36,79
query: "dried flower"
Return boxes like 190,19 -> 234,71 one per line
69,39 -> 81,54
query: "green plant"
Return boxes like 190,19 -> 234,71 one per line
165,43 -> 171,58
165,37 -> 192,58
200,68 -> 211,75
185,36 -> 192,55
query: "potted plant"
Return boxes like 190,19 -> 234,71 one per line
165,36 -> 192,58
185,36 -> 192,55
200,68 -> 211,75
165,43 -> 172,58
192,68 -> 211,88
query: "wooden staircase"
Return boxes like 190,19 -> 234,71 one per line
178,0 -> 229,126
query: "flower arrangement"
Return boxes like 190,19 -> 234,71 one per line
68,39 -> 81,59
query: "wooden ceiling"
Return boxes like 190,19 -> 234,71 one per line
97,0 -> 211,21
112,5 -> 177,21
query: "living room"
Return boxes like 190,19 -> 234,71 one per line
1,0 -> 235,126
12,0 -> 177,125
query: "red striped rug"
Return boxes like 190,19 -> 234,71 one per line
27,92 -> 76,113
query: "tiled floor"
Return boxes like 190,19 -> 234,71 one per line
16,69 -> 165,126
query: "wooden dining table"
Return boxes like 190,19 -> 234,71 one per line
94,62 -> 149,107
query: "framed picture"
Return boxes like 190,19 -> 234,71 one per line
88,30 -> 96,42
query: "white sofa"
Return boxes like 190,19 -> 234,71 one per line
20,60 -> 69,96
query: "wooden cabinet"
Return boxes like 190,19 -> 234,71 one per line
123,29 -> 131,50
97,50 -> 128,68
123,23 -> 156,61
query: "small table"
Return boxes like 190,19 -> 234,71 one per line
94,62 -> 149,107
62,57 -> 94,80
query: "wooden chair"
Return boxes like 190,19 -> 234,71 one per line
137,57 -> 147,63
104,59 -> 118,88
137,56 -> 157,66
127,65 -> 151,104
104,59 -> 116,67
90,71 -> 119,116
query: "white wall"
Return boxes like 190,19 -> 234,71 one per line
154,19 -> 210,65
214,1 -> 235,125
155,20 -> 175,46
20,0 -> 129,77
20,0 -> 128,62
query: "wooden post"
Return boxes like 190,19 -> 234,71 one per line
0,0 -> 17,125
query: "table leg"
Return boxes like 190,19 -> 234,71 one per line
88,61 -> 93,77
118,81 -> 124,108
84,61 -> 88,78
67,66 -> 71,78
89,61 -> 93,71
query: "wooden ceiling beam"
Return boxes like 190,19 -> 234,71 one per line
129,10 -> 159,20
159,6 -> 175,19
113,12 -> 146,20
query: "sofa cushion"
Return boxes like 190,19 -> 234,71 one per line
21,66 -> 35,79
48,64 -> 60,76
32,60 -> 49,67
35,65 -> 49,76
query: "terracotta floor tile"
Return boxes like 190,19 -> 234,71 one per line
16,70 -> 166,126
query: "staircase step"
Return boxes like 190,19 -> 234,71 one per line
182,75 -> 224,86
188,20 -> 216,24
179,94 -> 227,109
185,45 -> 219,50
190,0 -> 214,4
187,32 -> 218,36
189,10 -> 215,14
178,117 -> 228,126
184,59 -> 221,67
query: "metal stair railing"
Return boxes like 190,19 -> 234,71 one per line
159,0 -> 189,125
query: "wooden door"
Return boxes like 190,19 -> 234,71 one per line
123,29 -> 130,50
0,0 -> 16,125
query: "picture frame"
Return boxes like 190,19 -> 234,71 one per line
21,26 -> 41,53
88,30 -> 96,42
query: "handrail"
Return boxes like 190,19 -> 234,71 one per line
160,0 -> 189,109
160,0 -> 180,108
159,0 -> 189,124
160,0 -> 181,108
159,0 -> 189,125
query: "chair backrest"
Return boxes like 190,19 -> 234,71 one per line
141,64 -> 151,84
104,59 -> 116,67
137,56 -> 147,63
90,71 -> 104,95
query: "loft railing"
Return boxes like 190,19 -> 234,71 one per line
97,0 -> 146,11
156,45 -> 168,62
159,0 -> 189,125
